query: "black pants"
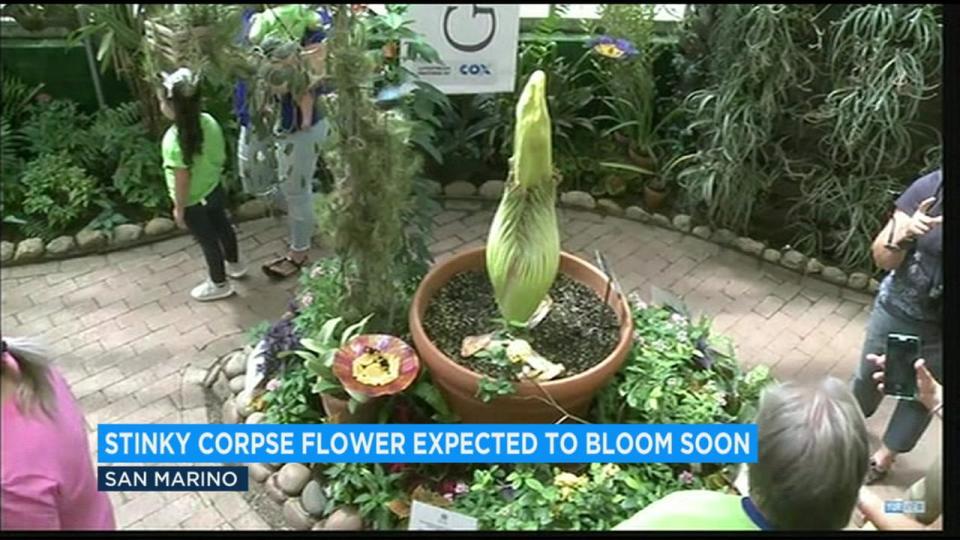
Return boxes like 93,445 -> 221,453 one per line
183,185 -> 239,284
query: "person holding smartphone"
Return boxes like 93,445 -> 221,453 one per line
856,354 -> 942,530
851,170 -> 943,484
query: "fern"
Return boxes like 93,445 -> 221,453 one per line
0,71 -> 44,126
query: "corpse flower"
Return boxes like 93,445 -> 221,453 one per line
333,334 -> 420,397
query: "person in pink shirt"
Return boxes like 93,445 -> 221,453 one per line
1,337 -> 116,530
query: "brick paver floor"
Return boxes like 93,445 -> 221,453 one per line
0,200 -> 940,529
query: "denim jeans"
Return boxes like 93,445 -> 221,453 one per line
850,300 -> 942,453
237,121 -> 327,252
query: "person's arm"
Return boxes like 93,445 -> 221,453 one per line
172,168 -> 190,229
871,210 -> 912,271
858,487 -> 936,530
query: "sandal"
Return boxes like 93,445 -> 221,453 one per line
864,458 -> 889,485
262,255 -> 307,280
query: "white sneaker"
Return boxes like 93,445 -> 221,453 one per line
191,280 -> 235,302
225,261 -> 248,279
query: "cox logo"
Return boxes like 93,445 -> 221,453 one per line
460,63 -> 492,76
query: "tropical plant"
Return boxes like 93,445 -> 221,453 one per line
677,4 -> 821,233
486,71 -> 560,326
321,5 -> 424,333
20,152 -> 102,239
0,71 -> 43,126
789,4 -> 942,269
70,4 -> 164,137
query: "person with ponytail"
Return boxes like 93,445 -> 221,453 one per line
1,338 -> 116,529
158,68 -> 247,302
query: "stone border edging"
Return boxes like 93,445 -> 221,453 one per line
1,180 -> 879,296
0,199 -> 275,268
442,180 -> 880,296
207,348 -> 364,531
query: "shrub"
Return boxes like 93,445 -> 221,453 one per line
20,152 -> 101,239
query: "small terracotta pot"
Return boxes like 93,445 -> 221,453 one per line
644,184 -> 667,210
321,394 -> 382,424
409,247 -> 634,424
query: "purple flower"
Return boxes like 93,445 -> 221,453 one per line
679,470 -> 695,485
588,35 -> 639,59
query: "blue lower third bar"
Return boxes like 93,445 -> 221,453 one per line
98,466 -> 248,491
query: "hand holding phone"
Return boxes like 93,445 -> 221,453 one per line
883,333 -> 921,400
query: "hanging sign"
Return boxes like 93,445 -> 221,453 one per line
403,4 -> 520,95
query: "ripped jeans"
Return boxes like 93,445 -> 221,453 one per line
237,121 -> 327,252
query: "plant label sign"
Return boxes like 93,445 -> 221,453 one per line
404,4 -> 520,95
408,501 -> 478,531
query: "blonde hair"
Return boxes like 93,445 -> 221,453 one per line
2,337 -> 56,417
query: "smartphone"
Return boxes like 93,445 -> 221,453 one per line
884,333 -> 921,400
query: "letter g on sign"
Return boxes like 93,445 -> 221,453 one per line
443,4 -> 497,52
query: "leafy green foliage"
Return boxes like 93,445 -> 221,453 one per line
291,314 -> 372,402
594,305 -> 775,425
20,152 -> 102,239
293,258 -> 347,336
262,362 -> 324,424
475,376 -> 516,403
321,463 -> 405,529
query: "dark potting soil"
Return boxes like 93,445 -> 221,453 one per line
423,270 -> 620,380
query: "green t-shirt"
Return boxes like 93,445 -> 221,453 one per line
161,112 -> 225,206
614,490 -> 761,531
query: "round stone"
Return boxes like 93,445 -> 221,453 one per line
283,498 -> 316,530
625,206 -> 651,222
76,229 -> 108,250
223,350 -> 247,378
847,272 -> 870,290
478,180 -> 505,200
312,521 -> 326,530
868,278 -> 880,294
651,213 -> 671,228
13,238 -> 44,262
228,375 -> 245,394
822,266 -> 848,285
780,250 -> 806,270
45,236 -> 76,256
762,249 -> 781,263
597,198 -> 624,216
249,463 -> 273,483
245,412 -> 265,424
111,223 -> 143,245
560,190 -> 596,209
301,480 -> 327,517
235,390 -> 254,418
144,217 -> 176,236
671,214 -> 692,232
805,258 -> 824,274
324,506 -> 363,530
0,241 -> 13,263
221,398 -> 239,424
444,180 -> 477,198
277,463 -> 311,496
736,237 -> 765,256
264,473 -> 289,504
212,372 -> 232,401
236,198 -> 270,220
424,180 -> 442,197
692,225 -> 711,239
711,229 -> 737,246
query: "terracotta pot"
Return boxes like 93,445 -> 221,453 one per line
320,394 -> 382,424
409,247 -> 634,424
644,184 -> 667,210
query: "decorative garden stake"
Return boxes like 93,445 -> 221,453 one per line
485,70 -> 560,326
333,334 -> 420,398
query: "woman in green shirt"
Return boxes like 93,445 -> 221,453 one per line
158,68 -> 246,301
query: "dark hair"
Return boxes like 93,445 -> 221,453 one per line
169,81 -> 204,166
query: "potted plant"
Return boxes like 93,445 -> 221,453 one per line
409,71 -> 634,424
293,315 -> 421,423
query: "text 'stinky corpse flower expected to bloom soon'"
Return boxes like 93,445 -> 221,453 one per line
333,334 -> 420,397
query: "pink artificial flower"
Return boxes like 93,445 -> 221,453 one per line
454,481 -> 469,495
679,470 -> 694,485
301,293 -> 314,308
266,378 -> 281,392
